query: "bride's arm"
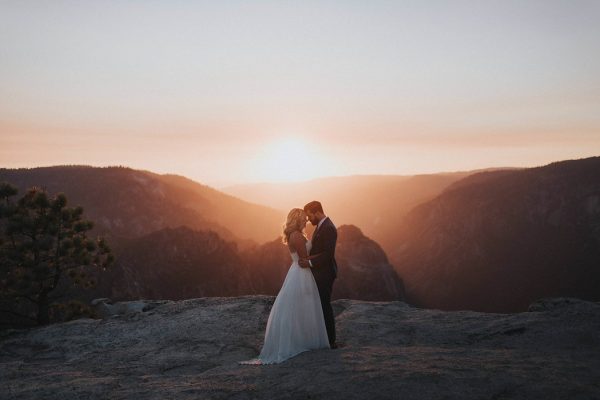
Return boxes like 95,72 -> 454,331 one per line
289,231 -> 309,260
305,252 -> 324,260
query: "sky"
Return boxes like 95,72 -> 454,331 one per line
1,0 -> 599,187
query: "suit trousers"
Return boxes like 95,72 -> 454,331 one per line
315,274 -> 336,346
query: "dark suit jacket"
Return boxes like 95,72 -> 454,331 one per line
309,217 -> 338,280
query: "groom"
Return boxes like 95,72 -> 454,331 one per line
299,201 -> 338,349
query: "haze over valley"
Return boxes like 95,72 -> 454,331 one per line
1,156 -> 598,316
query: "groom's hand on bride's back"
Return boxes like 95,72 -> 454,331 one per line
298,259 -> 310,268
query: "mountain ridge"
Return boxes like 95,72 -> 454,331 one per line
0,165 -> 285,245
392,156 -> 600,312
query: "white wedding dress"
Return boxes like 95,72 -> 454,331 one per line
239,240 -> 330,365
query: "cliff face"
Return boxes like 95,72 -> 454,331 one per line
1,296 -> 598,399
107,226 -> 252,300
93,224 -> 404,303
242,224 -> 405,301
392,157 -> 600,312
333,225 -> 405,301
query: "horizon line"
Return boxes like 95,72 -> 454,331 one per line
4,155 -> 600,189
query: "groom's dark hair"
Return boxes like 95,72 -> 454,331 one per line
304,201 -> 324,214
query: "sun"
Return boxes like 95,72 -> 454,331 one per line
254,137 -> 325,183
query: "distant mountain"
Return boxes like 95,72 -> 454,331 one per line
151,173 -> 285,244
392,157 -> 600,312
223,172 -> 483,255
99,224 -> 404,302
0,165 -> 285,245
0,165 -> 405,317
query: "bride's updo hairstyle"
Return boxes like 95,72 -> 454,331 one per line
282,208 -> 307,245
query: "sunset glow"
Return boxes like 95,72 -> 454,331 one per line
253,137 -> 328,183
1,1 -> 599,186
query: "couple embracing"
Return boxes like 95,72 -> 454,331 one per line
240,201 -> 338,365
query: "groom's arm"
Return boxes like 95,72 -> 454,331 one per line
309,225 -> 337,270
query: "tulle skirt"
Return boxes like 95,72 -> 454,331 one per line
240,262 -> 330,365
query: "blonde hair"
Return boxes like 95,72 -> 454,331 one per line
282,208 -> 307,245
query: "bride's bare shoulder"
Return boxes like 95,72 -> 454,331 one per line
288,231 -> 306,252
289,231 -> 305,240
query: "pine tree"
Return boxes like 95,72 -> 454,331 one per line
0,182 -> 113,326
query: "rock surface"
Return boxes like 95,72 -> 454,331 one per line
1,296 -> 599,399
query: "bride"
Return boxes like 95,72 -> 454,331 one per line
239,208 -> 330,365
